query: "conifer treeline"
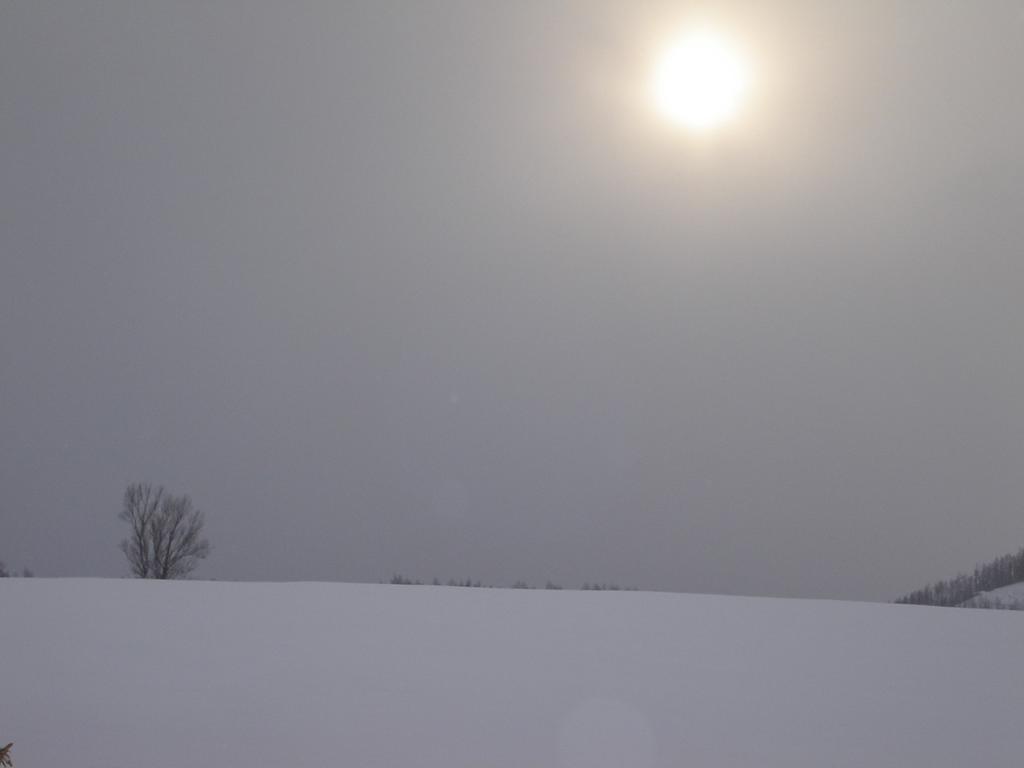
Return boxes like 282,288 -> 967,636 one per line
895,546 -> 1024,607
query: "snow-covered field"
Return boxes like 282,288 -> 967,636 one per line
2,579 -> 1023,767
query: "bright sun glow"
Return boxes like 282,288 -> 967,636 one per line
653,29 -> 750,132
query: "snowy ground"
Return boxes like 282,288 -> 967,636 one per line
2,579 -> 1023,767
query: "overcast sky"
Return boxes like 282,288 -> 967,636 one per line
2,0 -> 1023,600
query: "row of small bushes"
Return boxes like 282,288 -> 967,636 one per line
388,574 -> 636,591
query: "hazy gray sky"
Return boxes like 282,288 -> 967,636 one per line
2,1 -> 1023,600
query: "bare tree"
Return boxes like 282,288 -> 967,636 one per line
119,483 -> 210,579
119,483 -> 161,578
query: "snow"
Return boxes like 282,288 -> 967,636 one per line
2,579 -> 1023,767
961,580 -> 1024,608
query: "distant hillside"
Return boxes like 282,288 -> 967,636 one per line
896,545 -> 1024,608
960,580 -> 1024,610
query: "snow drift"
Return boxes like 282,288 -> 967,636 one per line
2,579 -> 1022,767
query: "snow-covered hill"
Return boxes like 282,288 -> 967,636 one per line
2,579 -> 1023,767
961,580 -> 1024,609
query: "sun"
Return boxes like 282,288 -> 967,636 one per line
652,28 -> 751,133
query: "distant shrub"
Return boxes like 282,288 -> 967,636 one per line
390,574 -> 421,585
0,563 -> 32,578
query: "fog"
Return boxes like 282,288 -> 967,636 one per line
2,1 -> 1023,600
